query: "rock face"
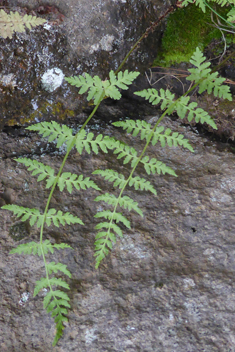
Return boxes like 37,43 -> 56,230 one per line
0,0 -> 168,128
1,115 -> 235,351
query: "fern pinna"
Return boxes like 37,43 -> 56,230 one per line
1,48 -> 232,345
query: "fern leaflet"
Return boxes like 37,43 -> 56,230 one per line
75,130 -> 118,154
95,193 -> 143,216
65,70 -> 139,104
187,47 -> 232,101
27,121 -> 74,149
2,204 -> 84,227
0,10 -> 46,39
10,239 -> 72,256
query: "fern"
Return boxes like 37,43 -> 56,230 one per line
186,47 -> 232,101
65,70 -> 140,105
9,239 -> 72,256
0,9 -> 46,39
2,204 -> 83,227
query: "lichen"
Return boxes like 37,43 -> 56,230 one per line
153,4 -> 233,66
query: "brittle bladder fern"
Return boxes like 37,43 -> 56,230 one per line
1,48 -> 232,345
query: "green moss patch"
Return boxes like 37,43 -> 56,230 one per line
153,4 -> 232,66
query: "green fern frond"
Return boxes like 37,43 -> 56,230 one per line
75,130 -> 118,155
93,169 -> 126,189
140,156 -> 177,176
65,70 -> 139,105
57,172 -> 100,193
135,88 -> 175,111
15,158 -> 56,187
2,204 -> 83,227
95,210 -> 131,228
95,193 -> 143,216
42,289 -> 70,346
113,142 -> 138,167
113,120 -> 194,152
9,239 -> 72,256
128,176 -> 157,194
34,277 -> 70,296
0,10 -> 46,39
181,0 -> 206,12
47,261 -> 72,277
45,208 -> 84,227
187,47 -> 232,101
227,7 -> 235,22
27,121 -> 74,149
2,204 -> 44,227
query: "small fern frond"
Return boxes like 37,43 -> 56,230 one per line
227,7 -> 235,22
45,208 -> 84,227
75,130 -> 117,155
2,204 -> 83,227
113,120 -> 194,152
65,70 -> 139,104
181,0 -> 206,12
0,10 -> 46,39
15,158 -> 56,187
95,193 -> 143,216
27,121 -> 74,149
41,289 -> 70,346
47,261 -> 72,277
10,239 -> 72,256
113,142 -> 138,167
174,96 -> 217,129
95,210 -> 131,228
187,47 -> 232,101
2,204 -> 44,227
135,88 -> 175,111
140,156 -> 177,176
128,176 -> 157,194
57,172 -> 100,193
34,277 -> 70,296
93,169 -> 126,189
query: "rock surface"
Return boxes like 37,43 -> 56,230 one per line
0,0 -> 168,128
1,115 -> 235,351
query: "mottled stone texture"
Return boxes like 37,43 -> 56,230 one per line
1,116 -> 235,351
0,0 -> 167,128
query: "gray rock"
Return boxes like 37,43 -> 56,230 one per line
1,116 -> 235,351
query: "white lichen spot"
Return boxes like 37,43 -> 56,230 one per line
43,22 -> 51,31
19,292 -> 30,306
89,35 -> 115,54
41,68 -> 64,92
85,328 -> 97,345
183,278 -> 196,290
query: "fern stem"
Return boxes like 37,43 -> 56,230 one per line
204,1 -> 235,29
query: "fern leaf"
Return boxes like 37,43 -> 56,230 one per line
128,176 -> 157,195
93,169 -> 126,189
95,210 -> 131,228
113,119 -> 152,140
227,7 -> 235,22
140,156 -> 177,177
181,0 -> 206,12
15,158 -> 56,187
95,193 -> 143,216
135,88 -> 175,111
45,208 -> 84,227
2,204 -> 44,227
0,10 -> 46,39
65,70 -> 139,104
187,47 -> 232,101
75,130 -> 118,155
113,142 -> 138,167
10,239 -> 72,256
27,121 -> 74,149
47,262 -> 72,277
57,172 -> 100,193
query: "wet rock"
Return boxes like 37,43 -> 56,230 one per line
1,117 -> 235,351
0,0 -> 170,129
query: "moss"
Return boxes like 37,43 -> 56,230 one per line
153,4 -> 232,66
